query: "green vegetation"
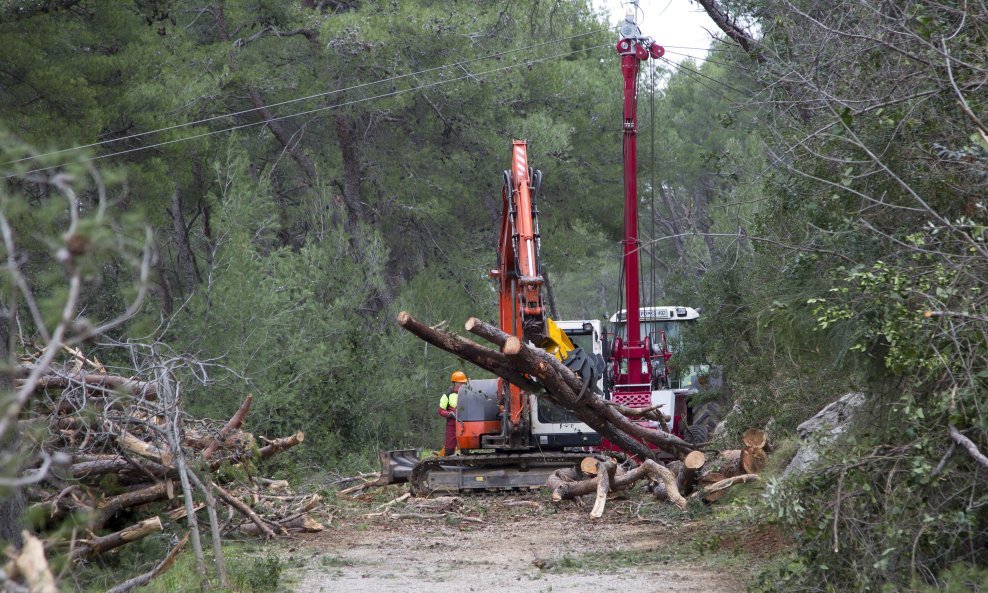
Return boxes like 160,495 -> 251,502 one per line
1,0 -> 985,591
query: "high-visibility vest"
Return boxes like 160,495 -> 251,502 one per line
439,392 -> 458,410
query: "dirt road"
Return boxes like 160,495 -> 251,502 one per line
286,495 -> 744,593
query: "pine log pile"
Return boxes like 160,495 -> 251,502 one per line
7,354 -> 321,591
548,429 -> 771,516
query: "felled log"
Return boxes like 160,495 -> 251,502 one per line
72,517 -> 163,561
548,459 -> 686,512
677,451 -> 706,496
401,313 -> 540,392
95,482 -> 173,528
416,313 -> 644,453
239,514 -> 323,536
502,335 -> 696,459
464,315 -> 699,458
18,371 -> 158,399
716,449 -> 743,478
203,394 -> 253,460
259,431 -> 304,459
113,430 -> 173,467
741,446 -> 767,474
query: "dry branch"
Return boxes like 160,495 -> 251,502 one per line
259,431 -> 305,459
690,474 -> 759,502
210,481 -> 278,539
202,394 -> 253,460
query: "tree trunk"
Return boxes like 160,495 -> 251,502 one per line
170,188 -> 198,294
0,305 -> 24,549
334,113 -> 367,232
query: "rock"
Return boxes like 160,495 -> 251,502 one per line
783,392 -> 866,478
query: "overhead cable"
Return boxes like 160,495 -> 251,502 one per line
5,27 -> 616,167
9,44 -> 612,179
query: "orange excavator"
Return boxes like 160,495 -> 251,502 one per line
381,141 -> 604,495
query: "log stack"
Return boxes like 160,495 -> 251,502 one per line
8,353 -> 321,591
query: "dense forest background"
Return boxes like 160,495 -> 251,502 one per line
1,0 -> 984,591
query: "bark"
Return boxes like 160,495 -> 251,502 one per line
202,394 -> 252,460
72,517 -> 163,560
717,449 -> 743,478
95,482 -> 172,528
693,0 -> 764,61
170,188 -> 198,293
68,457 -> 176,482
334,113 -> 368,229
0,310 -> 24,549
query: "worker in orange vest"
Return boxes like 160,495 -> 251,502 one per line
438,371 -> 468,456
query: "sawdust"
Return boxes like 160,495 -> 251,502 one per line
284,496 -> 745,593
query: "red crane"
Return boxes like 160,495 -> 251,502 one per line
609,10 -> 666,409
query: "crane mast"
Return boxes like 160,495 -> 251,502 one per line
611,8 -> 664,401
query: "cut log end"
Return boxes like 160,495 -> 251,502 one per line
684,450 -> 706,470
742,428 -> 767,449
741,446 -> 767,474
503,336 -> 523,355
397,311 -> 411,326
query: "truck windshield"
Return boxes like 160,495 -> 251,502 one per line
612,320 -> 693,350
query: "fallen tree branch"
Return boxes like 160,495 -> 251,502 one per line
949,425 -> 988,469
210,480 -> 278,538
104,532 -> 189,593
259,431 -> 305,459
203,394 -> 252,460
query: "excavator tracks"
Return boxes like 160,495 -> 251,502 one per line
409,452 -> 587,496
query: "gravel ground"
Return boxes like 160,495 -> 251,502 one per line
285,497 -> 744,593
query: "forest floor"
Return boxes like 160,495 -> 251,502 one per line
279,485 -> 786,593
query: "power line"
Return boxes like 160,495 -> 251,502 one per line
659,56 -> 748,98
7,44 -> 612,179
5,27 -> 616,167
662,48 -> 758,75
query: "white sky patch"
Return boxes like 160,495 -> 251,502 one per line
593,0 -> 720,65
